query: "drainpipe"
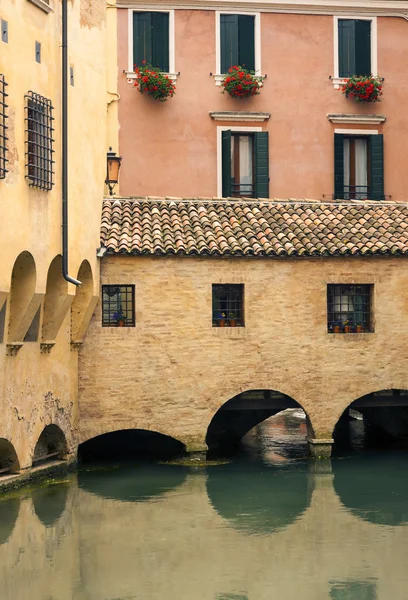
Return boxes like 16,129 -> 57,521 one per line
62,0 -> 81,286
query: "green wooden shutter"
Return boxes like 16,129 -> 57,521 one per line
222,130 -> 232,198
334,134 -> 345,199
355,20 -> 371,76
254,132 -> 269,199
338,19 -> 356,78
238,15 -> 255,72
220,15 -> 239,73
369,135 -> 384,200
133,12 -> 152,67
152,12 -> 169,72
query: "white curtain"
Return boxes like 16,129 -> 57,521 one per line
239,136 -> 253,190
343,139 -> 350,190
355,139 -> 368,197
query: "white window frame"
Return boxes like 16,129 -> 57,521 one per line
125,9 -> 177,83
334,128 -> 378,135
214,11 -> 261,86
332,16 -> 377,89
217,125 -> 262,197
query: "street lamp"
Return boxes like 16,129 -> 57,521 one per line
105,147 -> 122,196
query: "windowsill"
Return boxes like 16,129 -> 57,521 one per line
213,74 -> 265,87
210,111 -> 270,122
27,0 -> 52,13
212,326 -> 246,339
328,332 -> 374,339
125,71 -> 178,84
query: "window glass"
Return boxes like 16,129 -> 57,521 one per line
231,134 -> 254,197
102,285 -> 135,327
327,284 -> 372,333
212,284 -> 244,327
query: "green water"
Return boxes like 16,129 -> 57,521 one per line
1,412 -> 408,599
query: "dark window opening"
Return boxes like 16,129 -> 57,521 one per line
24,306 -> 41,342
0,302 -> 5,343
231,133 -> 254,197
220,14 -> 255,73
338,19 -> 371,78
102,285 -> 135,327
222,130 -> 269,199
133,12 -> 169,72
25,91 -> 54,190
327,284 -> 372,333
212,284 -> 244,327
0,74 -> 8,180
343,136 -> 370,200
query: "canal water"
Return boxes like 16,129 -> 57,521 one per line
1,411 -> 408,599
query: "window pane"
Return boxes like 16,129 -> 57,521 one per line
102,285 -> 135,327
327,284 -> 372,333
212,284 -> 244,327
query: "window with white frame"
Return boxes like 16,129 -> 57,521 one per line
333,17 -> 377,80
128,10 -> 175,74
216,12 -> 261,77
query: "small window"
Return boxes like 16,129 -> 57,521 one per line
102,285 -> 135,327
327,284 -> 372,334
334,134 -> 384,201
25,91 -> 54,190
338,19 -> 371,78
220,14 -> 255,73
0,301 -> 6,343
212,284 -> 244,327
221,130 -> 269,198
0,74 -> 8,180
133,12 -> 169,72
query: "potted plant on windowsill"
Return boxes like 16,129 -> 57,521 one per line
341,75 -> 383,103
332,322 -> 341,334
217,312 -> 227,327
221,66 -> 264,99
228,312 -> 237,327
112,309 -> 126,327
356,324 -> 363,334
134,61 -> 176,102
343,320 -> 350,333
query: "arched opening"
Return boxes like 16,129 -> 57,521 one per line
78,429 -> 185,463
333,389 -> 408,454
206,390 -> 308,460
71,260 -> 95,342
206,461 -> 312,535
32,481 -> 69,527
8,251 -> 38,342
42,255 -> 70,341
32,425 -> 67,466
0,438 -> 20,475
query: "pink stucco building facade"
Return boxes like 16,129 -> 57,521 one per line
114,1 -> 408,201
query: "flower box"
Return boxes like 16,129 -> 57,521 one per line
221,66 -> 264,99
341,75 -> 383,103
134,62 -> 176,102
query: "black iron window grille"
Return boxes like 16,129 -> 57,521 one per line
25,91 -> 54,190
102,285 -> 135,327
212,284 -> 244,327
327,284 -> 372,334
0,74 -> 8,179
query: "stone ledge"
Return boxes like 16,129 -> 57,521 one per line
27,0 -> 53,13
210,111 -> 271,122
327,113 -> 386,125
0,457 -> 76,494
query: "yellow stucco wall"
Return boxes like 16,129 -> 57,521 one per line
0,0 -> 106,469
79,254 -> 408,450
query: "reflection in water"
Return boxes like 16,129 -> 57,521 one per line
0,497 -> 20,544
32,480 -> 69,527
1,412 -> 408,599
333,454 -> 408,526
78,463 -> 187,502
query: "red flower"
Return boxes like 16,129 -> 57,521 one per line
142,76 -> 149,83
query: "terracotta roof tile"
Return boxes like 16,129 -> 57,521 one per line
100,198 -> 408,257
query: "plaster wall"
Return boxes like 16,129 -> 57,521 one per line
79,254 -> 408,450
0,0 -> 106,469
114,10 -> 408,201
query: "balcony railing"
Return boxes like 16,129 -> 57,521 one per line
231,182 -> 254,198
333,186 -> 386,201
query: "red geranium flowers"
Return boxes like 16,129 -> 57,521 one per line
341,75 -> 383,103
221,66 -> 264,99
134,62 -> 176,102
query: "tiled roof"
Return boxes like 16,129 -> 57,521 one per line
100,197 -> 408,257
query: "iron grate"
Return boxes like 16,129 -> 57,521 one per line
102,285 -> 136,327
0,74 -> 8,179
212,284 -> 244,327
25,91 -> 55,190
327,284 -> 373,333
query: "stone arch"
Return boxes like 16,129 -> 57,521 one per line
71,260 -> 98,342
32,424 -> 68,465
42,255 -> 72,342
8,251 -> 42,342
78,429 -> 186,462
206,388 -> 310,453
332,388 -> 408,449
0,438 -> 20,474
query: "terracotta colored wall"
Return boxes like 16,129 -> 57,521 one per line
116,10 -> 408,201
79,255 -> 408,450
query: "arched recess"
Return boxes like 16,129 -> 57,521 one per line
8,251 -> 43,342
71,260 -> 98,342
0,438 -> 20,474
78,429 -> 186,463
206,389 -> 309,454
332,389 -> 408,450
42,256 -> 72,342
32,425 -> 68,465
